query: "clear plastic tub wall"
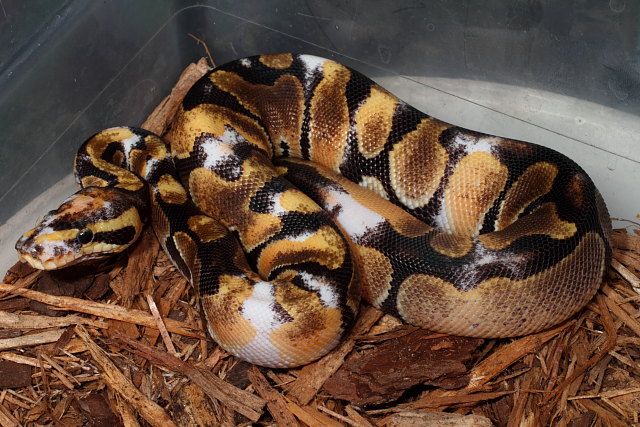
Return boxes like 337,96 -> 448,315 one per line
1,0 -> 638,272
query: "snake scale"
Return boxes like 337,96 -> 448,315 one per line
16,53 -> 612,368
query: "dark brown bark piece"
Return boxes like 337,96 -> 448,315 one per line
29,268 -> 93,316
323,329 -> 483,406
0,360 -> 33,388
76,392 -> 123,427
84,273 -> 112,300
3,261 -> 36,283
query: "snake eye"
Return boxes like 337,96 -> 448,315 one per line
77,229 -> 94,245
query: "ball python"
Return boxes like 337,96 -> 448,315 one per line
16,53 -> 612,368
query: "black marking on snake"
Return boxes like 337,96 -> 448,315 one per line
298,61 -> 327,161
221,57 -> 288,87
93,227 -> 137,246
249,177 -> 289,214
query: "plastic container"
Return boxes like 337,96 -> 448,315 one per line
1,0 -> 638,272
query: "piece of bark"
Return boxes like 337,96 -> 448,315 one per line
171,382 -> 220,426
0,298 -> 29,312
84,273 -> 112,301
0,310 -> 104,330
0,329 -> 65,351
0,282 -> 204,338
224,360 -> 253,390
141,58 -> 210,135
75,325 -> 178,427
248,367 -> 300,427
385,411 -> 493,427
2,261 -> 36,284
323,329 -> 482,406
0,360 -> 32,388
29,269 -> 94,316
110,332 -> 265,422
110,228 -> 159,307
76,391 -> 122,427
612,229 -> 640,252
567,411 -> 597,427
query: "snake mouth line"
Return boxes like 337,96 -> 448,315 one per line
17,252 -> 80,270
17,241 -> 124,270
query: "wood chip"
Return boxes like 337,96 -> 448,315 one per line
323,330 -> 482,405
111,332 -> 265,422
0,329 -> 65,351
385,410 -> 493,427
74,324 -> 178,427
248,366 -> 299,426
0,282 -> 203,338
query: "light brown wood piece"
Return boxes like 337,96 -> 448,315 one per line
75,325 -> 178,427
248,366 -> 300,426
112,332 -> 265,422
0,282 -> 204,338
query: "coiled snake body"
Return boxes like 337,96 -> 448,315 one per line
16,54 -> 612,368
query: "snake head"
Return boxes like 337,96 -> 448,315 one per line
15,187 -> 145,270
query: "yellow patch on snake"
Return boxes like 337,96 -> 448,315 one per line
357,246 -> 393,307
355,85 -> 397,159
497,162 -> 558,230
202,275 -> 257,351
80,176 -> 109,188
259,53 -> 293,69
21,228 -> 35,238
34,229 -> 78,245
444,151 -> 508,236
91,206 -> 143,235
143,135 -> 168,158
308,61 -> 351,170
278,189 -> 322,214
389,117 -> 450,209
157,174 -> 188,205
480,203 -> 577,250
430,233 -> 474,258
90,128 -> 135,151
257,225 -> 346,273
208,71 -> 305,157
111,150 -> 124,166
167,104 -> 271,157
187,215 -> 228,243
263,273 -> 344,365
397,232 -> 605,337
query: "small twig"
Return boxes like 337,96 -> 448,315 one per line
0,282 -> 204,338
611,259 -> 640,295
539,294 -> 618,407
146,294 -> 177,356
0,270 -> 41,300
111,332 -> 265,421
75,325 -> 178,427
188,33 -> 215,68
318,405 -> 362,426
569,387 -> 640,400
